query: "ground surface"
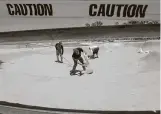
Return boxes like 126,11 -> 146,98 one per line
0,40 -> 160,111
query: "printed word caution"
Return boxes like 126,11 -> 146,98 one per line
6,4 -> 53,16
89,4 -> 148,18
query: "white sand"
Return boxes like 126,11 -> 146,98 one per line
0,40 -> 160,111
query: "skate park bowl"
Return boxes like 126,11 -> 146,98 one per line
0,24 -> 160,114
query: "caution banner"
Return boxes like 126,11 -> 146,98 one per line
0,1 -> 159,20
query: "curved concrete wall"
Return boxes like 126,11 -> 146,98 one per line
0,24 -> 159,42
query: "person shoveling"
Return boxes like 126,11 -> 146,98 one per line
70,47 -> 93,75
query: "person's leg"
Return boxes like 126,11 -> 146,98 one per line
92,49 -> 95,58
96,47 -> 99,58
96,52 -> 98,58
56,50 -> 59,61
60,54 -> 63,63
93,48 -> 99,58
93,49 -> 97,58
95,50 -> 98,58
79,57 -> 86,71
72,58 -> 78,71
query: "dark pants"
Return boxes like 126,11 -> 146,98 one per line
72,57 -> 86,71
56,50 -> 63,62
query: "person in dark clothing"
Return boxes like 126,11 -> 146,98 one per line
71,47 -> 86,72
55,41 -> 64,63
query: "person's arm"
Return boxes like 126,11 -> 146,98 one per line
77,47 -> 87,55
61,45 -> 64,54
78,48 -> 84,53
55,44 -> 58,50
81,48 -> 84,52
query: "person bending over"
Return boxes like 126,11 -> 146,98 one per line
71,47 -> 86,73
89,46 -> 99,59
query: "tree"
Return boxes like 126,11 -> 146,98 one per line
123,22 -> 127,25
85,23 -> 90,27
91,22 -> 96,26
115,22 -> 119,25
151,21 -> 160,24
85,21 -> 103,27
127,20 -> 138,25
95,21 -> 103,26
